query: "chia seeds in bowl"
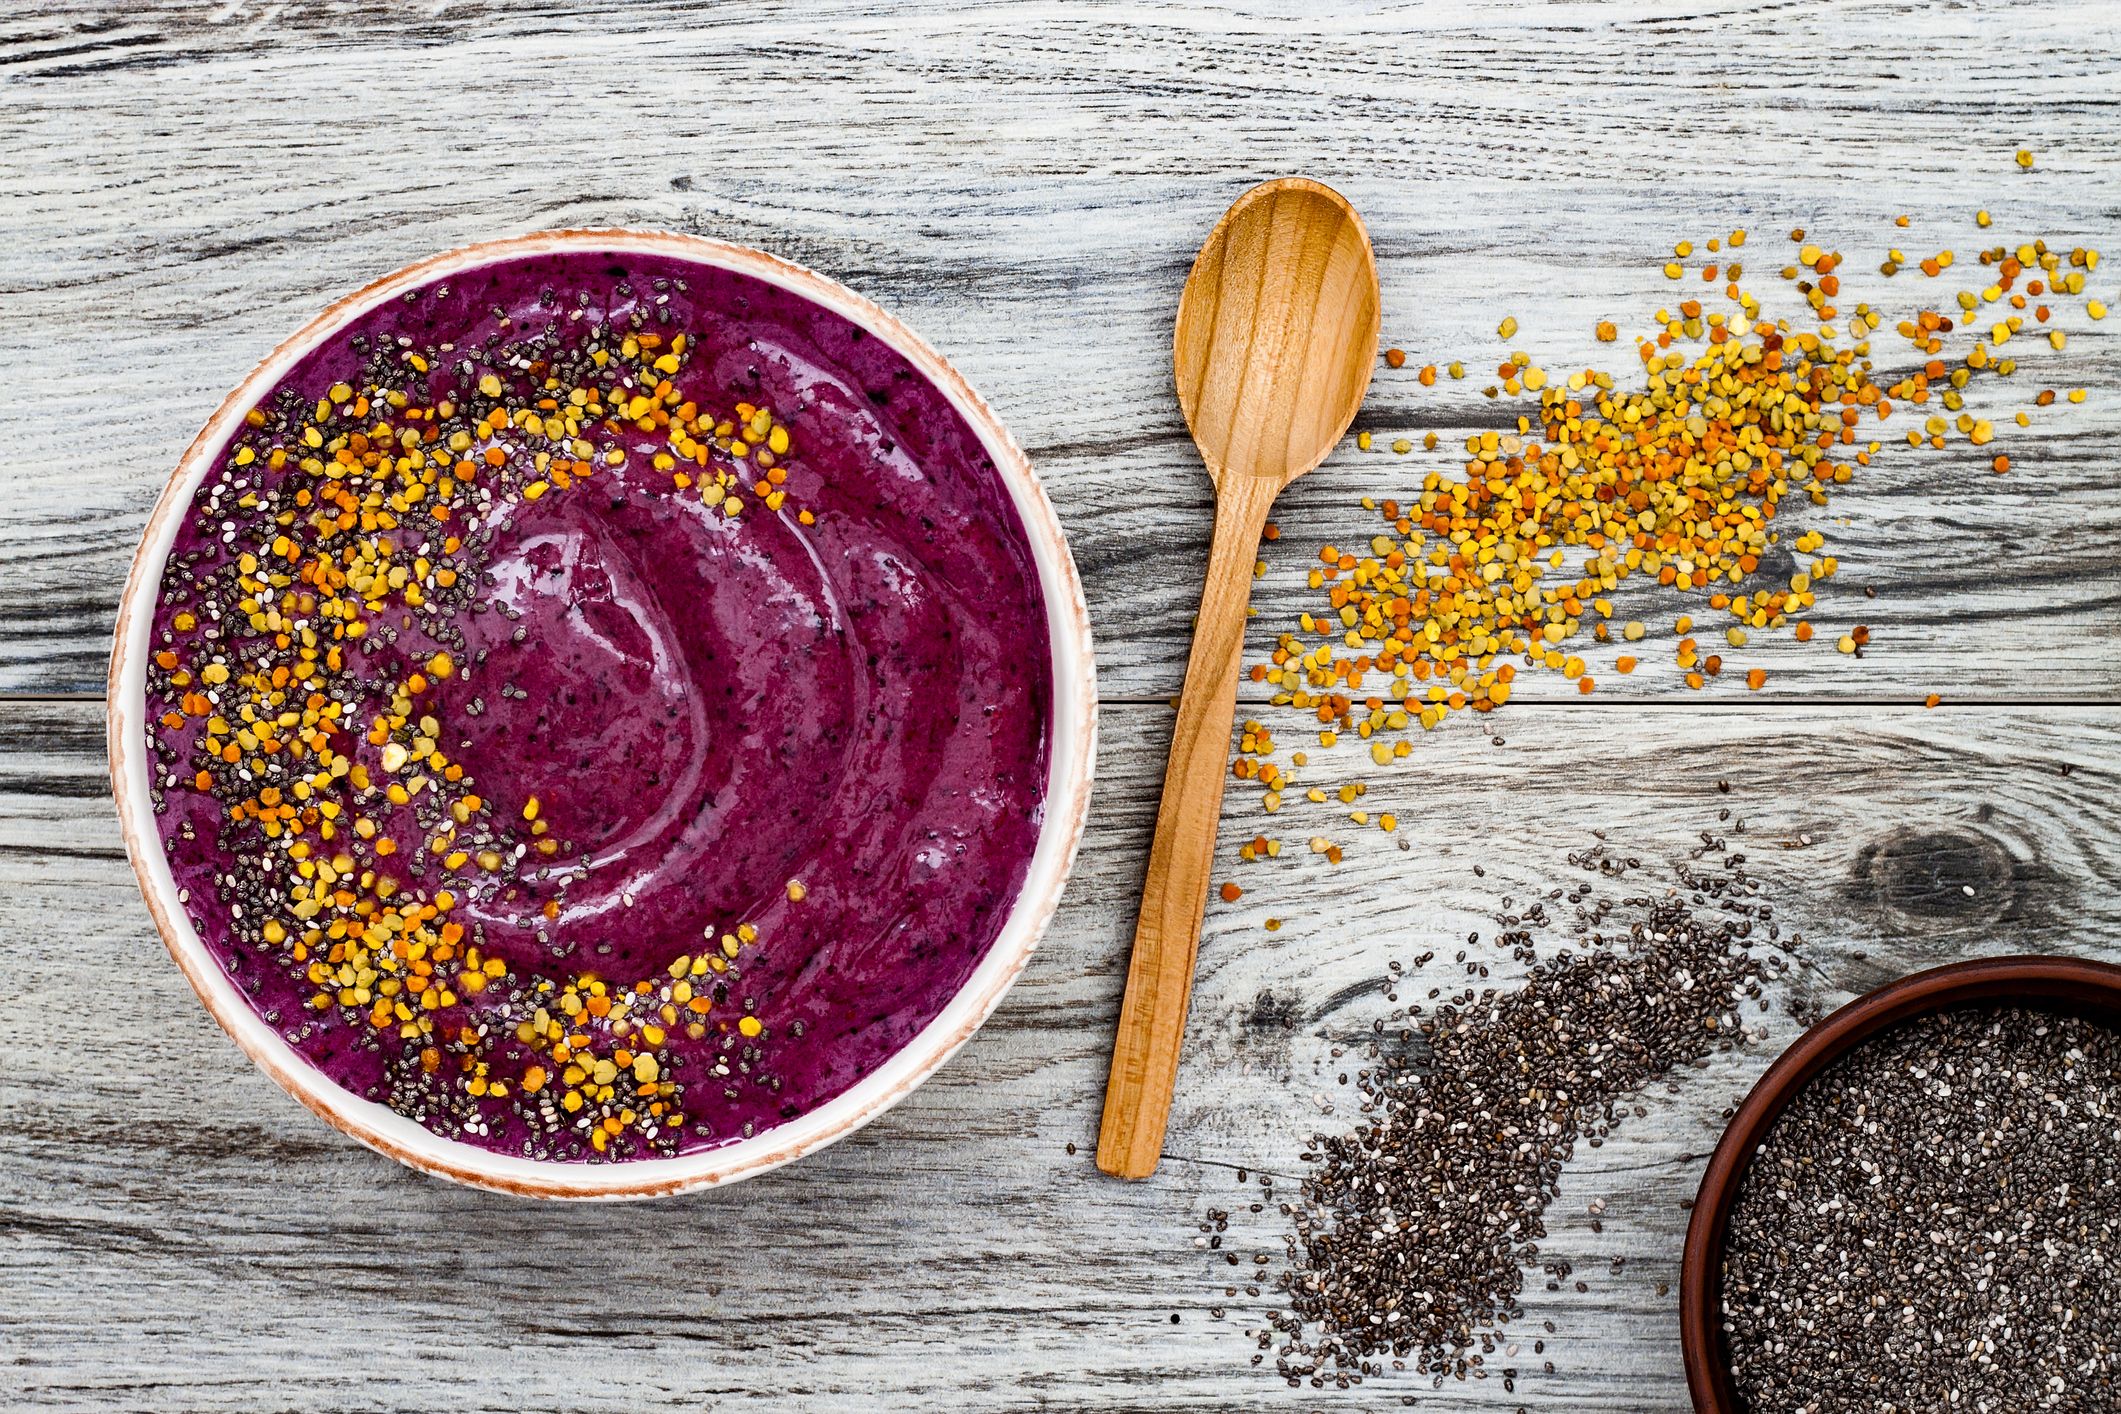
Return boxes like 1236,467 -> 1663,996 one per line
1721,1004 -> 2121,1412
1683,957 -> 2121,1413
111,233 -> 1095,1194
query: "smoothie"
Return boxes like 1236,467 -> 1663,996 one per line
143,250 -> 1052,1162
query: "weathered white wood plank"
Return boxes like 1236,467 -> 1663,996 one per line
4,1 -> 2120,1408
1,0 -> 2116,699
4,700 -> 2117,1410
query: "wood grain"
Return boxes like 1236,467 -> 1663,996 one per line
1099,474 -> 1277,1178
0,1 -> 2116,703
2,0 -> 2119,1408
5,700 -> 2119,1411
1100,180 -> 1377,1178
1171,179 -> 1378,488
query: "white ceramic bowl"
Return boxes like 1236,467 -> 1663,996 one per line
109,230 -> 1097,1198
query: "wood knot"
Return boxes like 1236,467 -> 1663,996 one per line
1245,988 -> 1302,1037
1849,826 -> 2022,925
1749,541 -> 1797,588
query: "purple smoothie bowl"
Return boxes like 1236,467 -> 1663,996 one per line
110,231 -> 1096,1198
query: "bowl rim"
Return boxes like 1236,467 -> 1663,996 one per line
1679,953 -> 2121,1410
107,229 -> 1099,1199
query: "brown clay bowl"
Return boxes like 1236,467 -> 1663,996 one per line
1680,953 -> 2121,1411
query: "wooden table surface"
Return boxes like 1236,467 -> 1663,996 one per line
4,2 -> 2118,1409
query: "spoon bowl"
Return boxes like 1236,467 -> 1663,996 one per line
1175,179 -> 1382,487
1098,179 -> 1379,1179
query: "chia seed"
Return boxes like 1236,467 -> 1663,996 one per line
1221,838 -> 1784,1394
1722,1004 -> 2121,1413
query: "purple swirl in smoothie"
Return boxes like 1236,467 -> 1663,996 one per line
142,249 -> 1052,1161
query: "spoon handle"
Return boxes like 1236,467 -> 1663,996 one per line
1098,473 -> 1279,1179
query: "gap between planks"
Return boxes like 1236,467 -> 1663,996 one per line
8,692 -> 2121,709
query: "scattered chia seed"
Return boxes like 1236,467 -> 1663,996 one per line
1722,1004 -> 2121,1413
1216,836 -> 1789,1395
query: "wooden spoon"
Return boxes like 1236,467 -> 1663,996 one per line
1097,178 -> 1380,1179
